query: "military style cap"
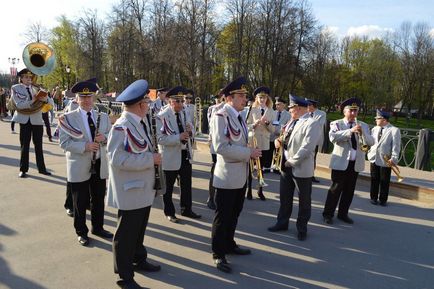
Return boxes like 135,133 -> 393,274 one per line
221,76 -> 248,97
71,81 -> 99,96
341,97 -> 361,111
275,97 -> 286,104
157,87 -> 169,92
288,94 -> 309,108
17,68 -> 34,77
375,109 -> 391,120
253,86 -> 270,96
305,98 -> 318,106
184,89 -> 194,99
116,79 -> 149,105
167,86 -> 186,99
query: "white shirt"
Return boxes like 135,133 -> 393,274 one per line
79,107 -> 100,159
343,119 -> 357,161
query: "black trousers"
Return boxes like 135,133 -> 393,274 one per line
208,154 -> 217,200
323,160 -> 358,218
19,120 -> 46,173
64,181 -> 73,210
275,167 -> 312,233
370,163 -> 392,203
113,206 -> 151,281
70,159 -> 106,237
211,184 -> 246,259
263,143 -> 274,169
163,150 -> 192,216
42,112 -> 52,138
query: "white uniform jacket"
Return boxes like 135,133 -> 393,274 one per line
59,109 -> 111,182
212,104 -> 251,189
11,83 -> 44,125
106,112 -> 156,210
156,106 -> 194,171
328,118 -> 375,172
284,114 -> 321,178
247,106 -> 276,150
367,124 -> 401,167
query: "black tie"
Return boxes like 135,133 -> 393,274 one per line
87,112 -> 95,141
140,120 -> 151,143
310,112 -> 314,117
277,111 -> 281,121
26,87 -> 32,100
176,112 -> 184,133
378,127 -> 383,142
349,122 -> 357,150
261,108 -> 265,116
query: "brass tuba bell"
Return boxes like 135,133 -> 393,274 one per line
22,42 -> 56,76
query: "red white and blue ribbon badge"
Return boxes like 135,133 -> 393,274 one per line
114,126 -> 149,154
218,112 -> 242,142
331,121 -> 341,132
59,115 -> 83,139
160,117 -> 175,135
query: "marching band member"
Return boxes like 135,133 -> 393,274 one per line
59,80 -> 113,246
367,109 -> 401,206
270,97 -> 290,173
152,87 -> 169,113
267,96 -> 320,241
206,92 -> 225,210
12,68 -> 51,178
183,89 -> 195,124
211,76 -> 262,273
322,97 -> 374,225
156,86 -> 201,223
246,86 -> 275,200
107,80 -> 161,289
306,98 -> 327,183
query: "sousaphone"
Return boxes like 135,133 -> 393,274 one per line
12,42 -> 56,114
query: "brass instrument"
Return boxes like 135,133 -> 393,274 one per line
383,154 -> 404,182
271,130 -> 284,173
182,109 -> 194,161
354,118 -> 369,152
13,42 -> 56,115
249,136 -> 267,187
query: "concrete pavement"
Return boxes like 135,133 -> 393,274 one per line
1,118 -> 434,289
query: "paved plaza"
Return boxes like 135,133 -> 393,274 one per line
0,119 -> 433,289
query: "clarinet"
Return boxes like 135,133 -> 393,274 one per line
89,111 -> 101,174
182,109 -> 193,161
150,110 -> 162,191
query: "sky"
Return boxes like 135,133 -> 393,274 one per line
1,0 -> 433,74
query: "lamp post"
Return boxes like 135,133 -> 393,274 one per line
8,57 -> 20,83
65,65 -> 71,89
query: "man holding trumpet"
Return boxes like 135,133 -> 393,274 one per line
267,95 -> 320,241
367,109 -> 401,206
211,77 -> 261,273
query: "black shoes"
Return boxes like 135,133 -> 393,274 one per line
257,189 -> 266,201
370,199 -> 378,205
116,279 -> 142,289
228,246 -> 251,255
214,258 -> 231,273
134,260 -> 161,272
312,177 -> 320,183
167,215 -> 179,223
66,209 -> 74,217
207,199 -> 216,210
323,216 -> 333,224
268,224 -> 288,232
39,170 -> 52,176
78,235 -> 89,246
181,211 -> 201,219
92,228 -> 113,239
297,232 -> 307,241
18,172 -> 27,178
379,202 -> 387,207
337,215 -> 354,224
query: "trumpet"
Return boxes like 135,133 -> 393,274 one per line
383,154 -> 404,182
249,136 -> 267,187
271,131 -> 284,173
354,118 -> 370,152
